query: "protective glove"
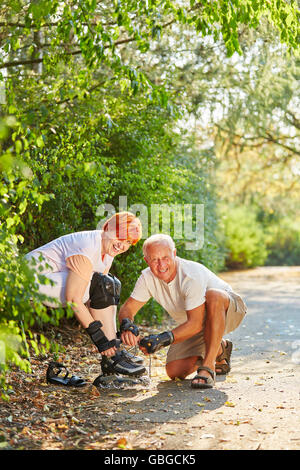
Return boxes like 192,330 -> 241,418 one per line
119,318 -> 140,337
139,331 -> 174,354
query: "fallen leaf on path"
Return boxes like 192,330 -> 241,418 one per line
20,426 -> 31,436
116,437 -> 128,449
225,376 -> 237,383
90,387 -> 100,397
57,424 -> 69,430
224,401 -> 235,407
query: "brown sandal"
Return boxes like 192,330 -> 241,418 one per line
215,340 -> 233,375
191,366 -> 216,389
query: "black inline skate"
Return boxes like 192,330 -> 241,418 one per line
93,349 -> 149,389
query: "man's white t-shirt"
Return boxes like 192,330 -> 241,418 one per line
130,257 -> 233,325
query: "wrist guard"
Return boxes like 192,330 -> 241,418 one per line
120,318 -> 139,337
139,331 -> 174,354
86,320 -> 117,353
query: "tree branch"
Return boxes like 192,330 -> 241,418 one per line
216,124 -> 300,156
264,131 -> 300,156
0,50 -> 82,69
0,21 -> 115,28
0,4 -> 197,71
0,32 -> 148,70
285,110 -> 300,130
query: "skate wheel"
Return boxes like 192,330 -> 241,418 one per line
93,373 -> 150,390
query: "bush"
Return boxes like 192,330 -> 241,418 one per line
222,205 -> 268,269
0,118 -> 70,396
265,218 -> 300,266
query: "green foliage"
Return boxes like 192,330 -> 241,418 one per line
0,321 -> 30,397
221,205 -> 268,269
0,118 -> 71,394
265,218 -> 300,266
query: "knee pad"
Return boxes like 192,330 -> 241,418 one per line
89,272 -> 121,309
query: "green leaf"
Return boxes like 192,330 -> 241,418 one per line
36,136 -> 45,148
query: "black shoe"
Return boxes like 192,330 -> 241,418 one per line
121,348 -> 144,365
101,350 -> 146,377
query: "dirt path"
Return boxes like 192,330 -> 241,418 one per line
1,267 -> 299,451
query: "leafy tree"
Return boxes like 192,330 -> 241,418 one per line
129,15 -> 300,267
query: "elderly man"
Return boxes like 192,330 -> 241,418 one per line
118,234 -> 247,389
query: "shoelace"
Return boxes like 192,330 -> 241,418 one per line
148,354 -> 152,379
128,345 -> 152,378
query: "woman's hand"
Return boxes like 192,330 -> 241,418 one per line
100,346 -> 117,357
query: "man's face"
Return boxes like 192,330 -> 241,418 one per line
144,242 -> 177,283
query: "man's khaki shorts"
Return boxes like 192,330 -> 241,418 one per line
166,289 -> 247,364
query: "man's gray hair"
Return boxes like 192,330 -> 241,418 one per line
143,234 -> 176,257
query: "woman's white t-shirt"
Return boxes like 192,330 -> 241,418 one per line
27,230 -> 113,280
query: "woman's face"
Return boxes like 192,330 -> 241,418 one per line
102,230 -> 132,257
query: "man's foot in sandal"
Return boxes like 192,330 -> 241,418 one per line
191,366 -> 216,389
215,340 -> 233,375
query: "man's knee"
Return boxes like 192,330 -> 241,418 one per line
205,289 -> 230,311
89,272 -> 121,309
166,363 -> 187,380
166,357 -> 198,380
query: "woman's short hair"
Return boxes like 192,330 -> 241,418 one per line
143,234 -> 175,257
102,212 -> 142,245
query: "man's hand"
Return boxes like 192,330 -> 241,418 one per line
120,318 -> 140,347
118,298 -> 146,346
139,331 -> 174,354
121,330 -> 140,347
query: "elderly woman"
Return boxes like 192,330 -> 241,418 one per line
25,211 -> 145,379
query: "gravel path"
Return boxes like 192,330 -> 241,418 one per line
104,266 -> 300,451
1,266 -> 299,451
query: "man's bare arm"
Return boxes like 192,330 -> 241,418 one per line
139,303 -> 205,355
171,303 -> 205,344
119,297 -> 146,322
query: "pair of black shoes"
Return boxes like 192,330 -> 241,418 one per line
46,350 -> 145,389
